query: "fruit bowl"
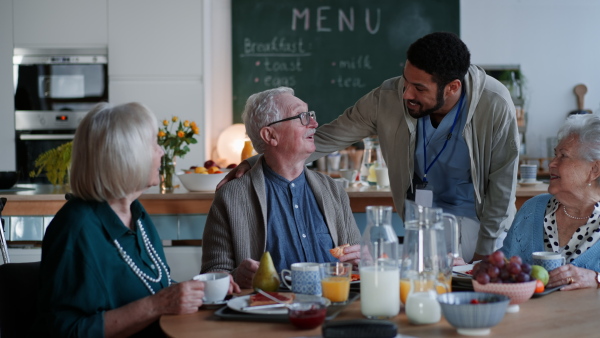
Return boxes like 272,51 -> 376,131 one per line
177,172 -> 227,192
472,280 -> 536,313
438,292 -> 510,336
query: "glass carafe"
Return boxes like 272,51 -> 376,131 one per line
401,200 -> 459,324
359,206 -> 399,319
360,136 -> 383,185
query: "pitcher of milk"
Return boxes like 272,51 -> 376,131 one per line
401,200 -> 459,324
359,206 -> 399,319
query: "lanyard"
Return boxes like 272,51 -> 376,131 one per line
422,91 -> 465,183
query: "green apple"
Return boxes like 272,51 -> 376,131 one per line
531,265 -> 549,286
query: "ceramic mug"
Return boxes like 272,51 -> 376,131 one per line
193,272 -> 230,303
532,251 -> 565,271
520,164 -> 538,183
281,262 -> 322,296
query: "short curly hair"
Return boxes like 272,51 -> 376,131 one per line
407,32 -> 471,88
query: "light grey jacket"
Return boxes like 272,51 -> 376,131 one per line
309,65 -> 519,255
201,156 -> 360,274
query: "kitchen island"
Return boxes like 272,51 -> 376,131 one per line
0,182 -> 550,279
1,182 -> 549,216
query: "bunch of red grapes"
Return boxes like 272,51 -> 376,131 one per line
472,250 -> 532,284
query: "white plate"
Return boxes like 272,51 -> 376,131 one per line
452,264 -> 474,282
518,180 -> 543,186
227,294 -> 331,315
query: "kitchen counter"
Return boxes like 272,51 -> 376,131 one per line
1,183 -> 549,216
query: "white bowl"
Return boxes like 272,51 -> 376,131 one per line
177,172 -> 227,191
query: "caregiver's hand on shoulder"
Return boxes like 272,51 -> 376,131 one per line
216,160 -> 251,190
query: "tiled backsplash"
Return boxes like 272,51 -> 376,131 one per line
4,212 -> 404,242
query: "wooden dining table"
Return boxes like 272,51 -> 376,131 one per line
160,287 -> 600,337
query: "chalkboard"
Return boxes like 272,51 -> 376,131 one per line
232,0 -> 459,125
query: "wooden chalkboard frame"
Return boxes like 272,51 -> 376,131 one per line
232,0 -> 459,125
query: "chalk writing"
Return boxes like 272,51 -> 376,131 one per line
263,75 -> 297,87
332,76 -> 367,88
292,6 -> 381,34
242,37 -> 308,56
261,58 -> 303,72
336,55 -> 372,70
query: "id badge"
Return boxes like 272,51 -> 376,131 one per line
415,182 -> 434,207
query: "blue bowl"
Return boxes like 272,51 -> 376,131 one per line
438,292 -> 510,335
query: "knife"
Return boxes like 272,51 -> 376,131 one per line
241,303 -> 288,311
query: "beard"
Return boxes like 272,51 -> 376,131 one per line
405,85 -> 445,119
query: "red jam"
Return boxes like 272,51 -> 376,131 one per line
288,304 -> 327,329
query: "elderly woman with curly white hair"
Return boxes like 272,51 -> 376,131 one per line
502,114 -> 600,291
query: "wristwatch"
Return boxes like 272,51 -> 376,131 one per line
596,271 -> 600,289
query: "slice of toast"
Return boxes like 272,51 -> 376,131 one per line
248,292 -> 295,307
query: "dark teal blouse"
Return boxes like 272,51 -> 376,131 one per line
33,198 -> 170,337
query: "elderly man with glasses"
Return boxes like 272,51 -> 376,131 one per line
201,87 -> 361,288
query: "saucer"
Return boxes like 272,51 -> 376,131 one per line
518,180 -> 543,186
201,299 -> 229,309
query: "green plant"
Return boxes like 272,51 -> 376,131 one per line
29,141 -> 72,186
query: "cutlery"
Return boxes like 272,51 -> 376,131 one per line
241,303 -> 288,311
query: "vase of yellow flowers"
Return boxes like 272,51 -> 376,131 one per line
157,116 -> 199,192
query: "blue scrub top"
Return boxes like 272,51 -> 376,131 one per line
414,95 -> 477,219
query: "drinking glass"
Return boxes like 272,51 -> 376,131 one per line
319,262 -> 351,304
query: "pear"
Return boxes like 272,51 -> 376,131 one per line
252,251 -> 280,292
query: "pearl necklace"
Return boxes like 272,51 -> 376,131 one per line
114,219 -> 171,294
563,205 -> 589,220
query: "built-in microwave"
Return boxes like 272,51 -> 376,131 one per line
13,47 -> 108,112
13,48 -> 108,183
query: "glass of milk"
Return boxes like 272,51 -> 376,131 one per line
359,206 -> 400,319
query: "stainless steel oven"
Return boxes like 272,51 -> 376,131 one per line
13,48 -> 108,183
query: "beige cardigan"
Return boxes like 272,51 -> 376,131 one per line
201,156 -> 361,274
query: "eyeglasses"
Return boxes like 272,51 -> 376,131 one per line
267,111 -> 316,127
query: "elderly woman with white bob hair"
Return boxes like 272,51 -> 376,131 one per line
33,102 -> 239,337
502,113 -> 600,291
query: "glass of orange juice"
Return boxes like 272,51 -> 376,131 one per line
319,262 -> 352,304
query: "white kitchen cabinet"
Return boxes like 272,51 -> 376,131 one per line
13,0 -> 107,48
107,0 -> 203,77
109,79 -> 205,170
108,0 -> 205,169
0,0 -> 15,170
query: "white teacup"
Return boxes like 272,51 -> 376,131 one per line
281,262 -> 322,296
532,251 -> 565,271
193,272 -> 230,303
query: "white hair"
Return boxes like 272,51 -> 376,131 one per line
70,102 -> 158,201
241,87 -> 294,154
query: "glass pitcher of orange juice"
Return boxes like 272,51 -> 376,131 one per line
400,200 -> 459,323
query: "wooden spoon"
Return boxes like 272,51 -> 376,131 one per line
574,84 -> 587,111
